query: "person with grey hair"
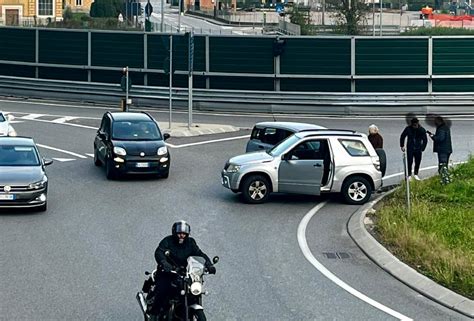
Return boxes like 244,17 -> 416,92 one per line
368,124 -> 386,176
368,124 -> 383,149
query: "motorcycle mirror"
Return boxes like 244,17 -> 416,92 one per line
145,271 -> 151,275
212,256 -> 219,264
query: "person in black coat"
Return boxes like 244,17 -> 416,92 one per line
150,221 -> 215,319
427,116 -> 453,173
400,118 -> 428,180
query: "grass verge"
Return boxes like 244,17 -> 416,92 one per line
374,158 -> 474,299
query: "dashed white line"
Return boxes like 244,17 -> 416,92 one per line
297,202 -> 413,321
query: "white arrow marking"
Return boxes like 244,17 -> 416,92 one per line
21,114 -> 44,120
52,116 -> 78,123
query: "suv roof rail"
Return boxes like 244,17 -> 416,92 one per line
299,128 -> 358,133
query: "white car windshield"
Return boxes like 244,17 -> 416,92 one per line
269,135 -> 300,156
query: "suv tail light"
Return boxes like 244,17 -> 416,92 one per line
372,156 -> 381,171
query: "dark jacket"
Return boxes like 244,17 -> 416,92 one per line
155,235 -> 212,268
368,133 -> 384,149
431,124 -> 452,154
400,126 -> 428,152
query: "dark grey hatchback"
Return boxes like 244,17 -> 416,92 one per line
0,137 -> 53,212
93,112 -> 170,179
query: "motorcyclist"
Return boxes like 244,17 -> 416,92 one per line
149,220 -> 216,319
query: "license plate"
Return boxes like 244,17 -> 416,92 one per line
0,194 -> 15,200
136,162 -> 149,168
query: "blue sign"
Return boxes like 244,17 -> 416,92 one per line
276,3 -> 284,13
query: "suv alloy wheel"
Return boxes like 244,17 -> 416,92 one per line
342,176 -> 372,205
241,175 -> 270,204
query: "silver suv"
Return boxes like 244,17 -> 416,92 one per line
221,129 -> 383,205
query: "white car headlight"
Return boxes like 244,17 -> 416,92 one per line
190,282 -> 202,295
113,147 -> 126,156
7,126 -> 17,137
226,164 -> 241,173
157,146 -> 168,156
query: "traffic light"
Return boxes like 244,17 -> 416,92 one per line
273,38 -> 286,57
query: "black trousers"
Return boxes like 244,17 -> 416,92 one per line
150,272 -> 175,315
437,153 -> 451,170
407,150 -> 422,176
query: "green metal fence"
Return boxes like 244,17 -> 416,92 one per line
1,27 -> 474,93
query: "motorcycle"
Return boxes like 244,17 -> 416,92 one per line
137,253 -> 219,321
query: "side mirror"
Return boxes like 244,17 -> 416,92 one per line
7,114 -> 15,121
281,153 -> 290,161
163,133 -> 171,141
43,158 -> 53,166
212,256 -> 219,264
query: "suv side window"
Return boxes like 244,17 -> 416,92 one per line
290,139 -> 325,160
261,128 -> 291,145
339,139 -> 369,156
250,127 -> 263,140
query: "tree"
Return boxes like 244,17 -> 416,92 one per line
288,5 -> 312,35
90,0 -> 122,17
326,0 -> 370,35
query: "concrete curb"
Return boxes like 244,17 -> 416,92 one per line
159,122 -> 240,137
347,191 -> 474,319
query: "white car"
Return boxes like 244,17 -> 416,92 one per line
0,112 -> 17,137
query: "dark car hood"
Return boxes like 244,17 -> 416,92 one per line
113,140 -> 166,156
0,166 -> 45,185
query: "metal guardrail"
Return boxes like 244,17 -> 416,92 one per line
0,76 -> 473,115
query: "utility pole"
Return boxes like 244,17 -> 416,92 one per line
178,0 -> 182,32
187,31 -> 194,128
380,0 -> 383,36
161,0 -> 164,31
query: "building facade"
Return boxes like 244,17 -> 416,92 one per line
0,0 -> 63,25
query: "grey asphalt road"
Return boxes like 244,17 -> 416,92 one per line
0,99 -> 472,321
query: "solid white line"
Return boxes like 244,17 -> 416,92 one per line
16,117 -> 97,130
36,143 -> 87,159
52,116 -> 79,123
297,202 -> 413,321
21,113 -> 44,119
383,161 -> 463,181
166,134 -> 250,148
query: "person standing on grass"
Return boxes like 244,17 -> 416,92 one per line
427,116 -> 453,176
400,117 -> 428,180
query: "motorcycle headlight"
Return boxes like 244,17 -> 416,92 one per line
28,177 -> 47,190
157,146 -> 168,156
113,147 -> 126,156
226,164 -> 241,173
190,282 -> 202,296
7,126 -> 17,137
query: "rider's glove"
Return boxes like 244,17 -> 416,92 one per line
207,265 -> 216,274
161,261 -> 173,273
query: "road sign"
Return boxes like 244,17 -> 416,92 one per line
276,3 -> 284,13
188,32 -> 194,75
145,1 -> 153,17
120,75 -> 132,92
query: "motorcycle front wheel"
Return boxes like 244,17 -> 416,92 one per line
192,309 -> 206,321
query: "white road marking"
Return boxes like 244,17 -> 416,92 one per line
383,161 -> 464,181
21,113 -> 44,119
297,202 -> 413,321
166,134 -> 250,148
85,153 -> 94,158
37,143 -> 87,159
52,116 -> 78,123
52,158 -> 76,162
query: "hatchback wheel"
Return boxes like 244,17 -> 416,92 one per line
342,176 -> 372,205
94,146 -> 101,166
105,157 -> 116,180
241,175 -> 270,204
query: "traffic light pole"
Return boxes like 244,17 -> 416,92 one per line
168,36 -> 173,129
125,66 -> 129,112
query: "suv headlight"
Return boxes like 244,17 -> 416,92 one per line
226,164 -> 241,173
157,146 -> 168,156
7,126 -> 17,137
113,147 -> 127,156
28,177 -> 47,190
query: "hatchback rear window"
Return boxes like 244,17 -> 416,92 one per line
339,139 -> 369,156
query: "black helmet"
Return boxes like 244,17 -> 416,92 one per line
172,220 -> 191,236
